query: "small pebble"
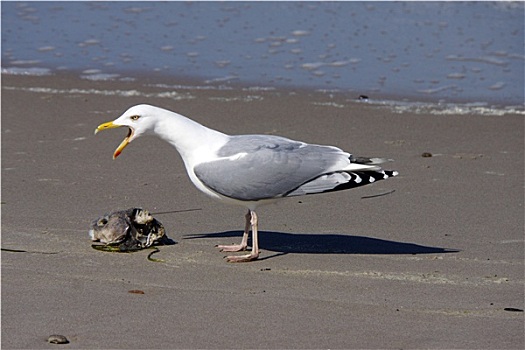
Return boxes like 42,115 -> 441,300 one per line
48,335 -> 69,344
128,289 -> 145,294
503,307 -> 524,312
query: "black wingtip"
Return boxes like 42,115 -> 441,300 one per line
325,170 -> 398,193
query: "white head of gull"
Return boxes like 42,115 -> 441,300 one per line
95,104 -> 398,262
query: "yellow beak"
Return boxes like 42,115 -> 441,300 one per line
95,121 -> 131,159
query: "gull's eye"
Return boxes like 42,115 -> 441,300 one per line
130,115 -> 140,121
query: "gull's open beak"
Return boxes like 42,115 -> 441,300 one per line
95,121 -> 133,159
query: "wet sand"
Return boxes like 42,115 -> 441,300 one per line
1,74 -> 524,349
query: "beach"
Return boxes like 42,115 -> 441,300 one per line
1,73 -> 524,349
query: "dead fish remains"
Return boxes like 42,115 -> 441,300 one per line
89,208 -> 168,252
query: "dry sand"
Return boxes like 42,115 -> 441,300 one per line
1,74 -> 523,349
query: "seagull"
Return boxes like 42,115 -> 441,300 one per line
95,104 -> 398,262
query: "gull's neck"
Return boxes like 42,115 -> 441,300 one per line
152,109 -> 229,163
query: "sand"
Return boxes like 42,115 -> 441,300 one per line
1,73 -> 523,349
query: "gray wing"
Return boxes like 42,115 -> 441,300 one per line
193,135 -> 351,201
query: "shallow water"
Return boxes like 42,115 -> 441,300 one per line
2,1 -> 524,105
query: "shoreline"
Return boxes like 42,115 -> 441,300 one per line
1,73 -> 523,349
3,70 -> 524,112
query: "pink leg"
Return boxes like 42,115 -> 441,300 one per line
216,210 -> 251,252
225,210 -> 259,263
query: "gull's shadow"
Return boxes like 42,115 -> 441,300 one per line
184,231 -> 459,255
